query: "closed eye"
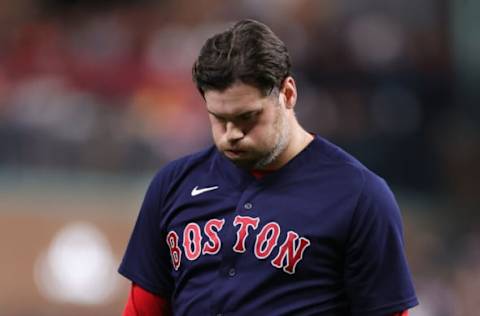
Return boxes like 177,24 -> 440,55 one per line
208,110 -> 262,125
236,110 -> 261,123
213,115 -> 226,123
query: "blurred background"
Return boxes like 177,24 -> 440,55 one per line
0,0 -> 479,315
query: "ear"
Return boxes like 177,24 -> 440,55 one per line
280,76 -> 297,110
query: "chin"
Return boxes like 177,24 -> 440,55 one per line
223,152 -> 257,169
230,158 -> 257,170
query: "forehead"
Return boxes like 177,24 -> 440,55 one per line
204,83 -> 266,116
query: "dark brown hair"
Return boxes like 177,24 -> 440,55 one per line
192,19 -> 291,97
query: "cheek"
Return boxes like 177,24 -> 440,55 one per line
210,122 -> 224,142
245,124 -> 273,149
254,115 -> 277,139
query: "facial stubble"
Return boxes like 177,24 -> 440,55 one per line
222,104 -> 290,170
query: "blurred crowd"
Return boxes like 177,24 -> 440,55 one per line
0,0 -> 479,315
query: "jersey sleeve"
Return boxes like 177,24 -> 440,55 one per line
344,170 -> 418,315
118,169 -> 174,297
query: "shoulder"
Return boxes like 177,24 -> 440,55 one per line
313,137 -> 407,245
311,135 -> 395,207
151,145 -> 217,183
311,136 -> 381,188
144,145 -> 218,202
313,136 -> 367,172
321,142 -> 402,228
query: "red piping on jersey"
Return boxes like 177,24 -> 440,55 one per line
251,169 -> 273,180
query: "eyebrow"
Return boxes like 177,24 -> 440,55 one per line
207,109 -> 261,120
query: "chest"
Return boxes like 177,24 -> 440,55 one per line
161,176 -> 359,276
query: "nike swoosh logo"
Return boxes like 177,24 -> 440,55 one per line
191,185 -> 219,196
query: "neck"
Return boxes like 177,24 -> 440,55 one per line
260,124 -> 313,171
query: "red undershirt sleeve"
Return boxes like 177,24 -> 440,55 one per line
122,283 -> 171,316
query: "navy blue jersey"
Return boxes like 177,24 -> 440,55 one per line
119,135 -> 418,315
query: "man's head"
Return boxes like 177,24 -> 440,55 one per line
192,19 -> 291,97
193,19 -> 299,170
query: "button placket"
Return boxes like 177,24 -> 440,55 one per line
210,182 -> 261,316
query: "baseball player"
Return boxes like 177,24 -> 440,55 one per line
119,19 -> 418,315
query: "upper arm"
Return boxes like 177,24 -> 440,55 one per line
122,283 -> 172,316
118,169 -> 175,297
344,170 -> 418,315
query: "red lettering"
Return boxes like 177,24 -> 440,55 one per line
254,222 -> 280,259
271,231 -> 311,274
233,215 -> 260,253
166,231 -> 182,270
183,223 -> 202,261
202,218 -> 225,255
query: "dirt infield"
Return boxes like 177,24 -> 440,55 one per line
0,172 -> 147,315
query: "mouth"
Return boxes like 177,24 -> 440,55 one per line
224,149 -> 246,158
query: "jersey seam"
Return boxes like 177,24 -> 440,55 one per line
344,165 -> 367,247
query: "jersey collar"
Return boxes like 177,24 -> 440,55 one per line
213,134 -> 323,187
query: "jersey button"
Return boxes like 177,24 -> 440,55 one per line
244,202 -> 253,210
228,268 -> 236,277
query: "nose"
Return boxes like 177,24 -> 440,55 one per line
225,122 -> 244,143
